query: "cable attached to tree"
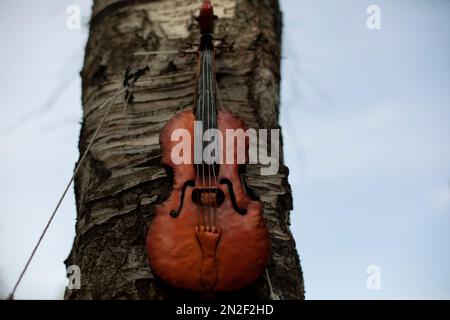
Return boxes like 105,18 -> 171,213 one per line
7,66 -> 149,300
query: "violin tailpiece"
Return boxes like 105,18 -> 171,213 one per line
195,227 -> 221,290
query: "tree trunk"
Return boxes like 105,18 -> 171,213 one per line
65,0 -> 304,300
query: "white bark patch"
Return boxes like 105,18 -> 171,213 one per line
139,0 -> 237,39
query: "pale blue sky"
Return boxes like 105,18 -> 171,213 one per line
0,0 -> 449,299
281,0 -> 450,299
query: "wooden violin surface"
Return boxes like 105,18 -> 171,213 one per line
146,0 -> 271,292
147,109 -> 271,291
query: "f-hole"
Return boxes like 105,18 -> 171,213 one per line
170,180 -> 195,218
219,178 -> 247,215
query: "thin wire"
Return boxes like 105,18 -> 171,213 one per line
204,51 -> 212,230
122,89 -> 132,133
207,49 -> 217,231
206,49 -> 218,231
212,75 -> 225,231
195,53 -> 201,230
200,50 -> 207,229
134,50 -> 179,56
137,71 -> 195,83
209,50 -> 219,231
7,85 -> 127,300
134,50 -> 196,56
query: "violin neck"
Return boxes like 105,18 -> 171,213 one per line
195,35 -> 217,130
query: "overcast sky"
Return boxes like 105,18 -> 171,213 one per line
0,0 -> 449,299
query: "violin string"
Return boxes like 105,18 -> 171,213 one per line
208,50 -> 214,231
206,49 -> 213,231
206,49 -> 212,229
7,84 -> 127,300
213,50 -> 225,229
200,50 -> 207,229
211,49 -> 218,230
214,76 -> 225,227
209,49 -> 219,231
195,54 -> 201,230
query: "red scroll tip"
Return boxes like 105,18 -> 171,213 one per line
202,0 -> 213,9
197,0 -> 215,34
200,0 -> 213,14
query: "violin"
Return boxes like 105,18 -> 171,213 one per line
146,0 -> 271,291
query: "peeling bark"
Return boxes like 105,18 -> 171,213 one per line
65,0 -> 304,300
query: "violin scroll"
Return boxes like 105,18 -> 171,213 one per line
196,0 -> 218,35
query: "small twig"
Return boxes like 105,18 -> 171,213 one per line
134,49 -> 197,56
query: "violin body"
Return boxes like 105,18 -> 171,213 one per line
147,109 -> 270,291
146,0 -> 271,292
